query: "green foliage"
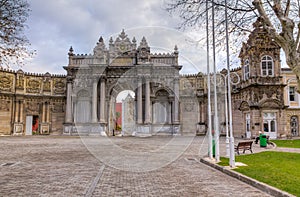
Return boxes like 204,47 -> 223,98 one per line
271,139 -> 300,148
220,152 -> 300,196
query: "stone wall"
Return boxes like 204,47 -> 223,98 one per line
0,68 -> 66,135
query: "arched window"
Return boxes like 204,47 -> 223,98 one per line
244,59 -> 250,80
261,55 -> 274,76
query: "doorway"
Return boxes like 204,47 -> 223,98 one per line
263,112 -> 277,139
25,115 -> 39,135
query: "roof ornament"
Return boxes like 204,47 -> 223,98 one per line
139,36 -> 149,48
68,46 -> 74,56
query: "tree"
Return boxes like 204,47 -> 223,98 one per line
0,0 -> 32,67
167,0 -> 300,91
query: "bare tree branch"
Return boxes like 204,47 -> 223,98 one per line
0,0 -> 33,67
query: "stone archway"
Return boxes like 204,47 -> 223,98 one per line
63,30 -> 181,136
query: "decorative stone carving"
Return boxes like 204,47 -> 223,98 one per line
53,79 -> 65,94
16,75 -> 24,89
0,75 -> 12,91
184,103 -> 195,112
74,77 -> 92,89
239,101 -> 250,111
43,81 -> 51,92
0,99 -> 10,111
77,90 -> 90,97
51,103 -> 64,113
259,99 -> 283,109
26,79 -> 41,93
109,29 -> 136,58
43,73 -> 51,92
156,89 -> 169,97
94,36 -> 106,56
26,101 -> 39,113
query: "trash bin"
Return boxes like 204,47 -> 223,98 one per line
260,134 -> 267,147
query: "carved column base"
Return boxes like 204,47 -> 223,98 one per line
40,123 -> 50,135
13,123 -> 23,136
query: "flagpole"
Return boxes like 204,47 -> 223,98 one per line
206,0 -> 213,160
224,74 -> 230,157
212,0 -> 220,162
225,0 -> 235,168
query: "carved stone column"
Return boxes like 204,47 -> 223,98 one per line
47,102 -> 50,122
144,78 -> 151,124
42,102 -> 46,122
168,101 -> 172,124
92,79 -> 98,123
100,77 -> 106,123
137,77 -> 143,124
173,78 -> 180,123
15,100 -> 19,123
65,77 -> 73,123
19,100 -> 24,123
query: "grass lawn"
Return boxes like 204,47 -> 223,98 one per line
219,151 -> 300,196
271,139 -> 300,148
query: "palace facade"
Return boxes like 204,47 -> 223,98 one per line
1,21 -> 300,138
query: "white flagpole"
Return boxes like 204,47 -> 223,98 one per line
224,75 -> 230,157
225,0 -> 235,168
206,0 -> 213,160
212,0 -> 220,162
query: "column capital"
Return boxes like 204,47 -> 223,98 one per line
92,76 -> 99,81
66,76 -> 74,83
100,76 -> 107,82
145,76 -> 151,82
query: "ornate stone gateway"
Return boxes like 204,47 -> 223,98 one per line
63,30 -> 181,136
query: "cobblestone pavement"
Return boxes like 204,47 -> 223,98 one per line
0,136 -> 271,196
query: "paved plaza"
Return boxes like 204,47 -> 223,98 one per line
0,135 -> 272,196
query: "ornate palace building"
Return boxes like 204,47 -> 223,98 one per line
0,22 -> 300,138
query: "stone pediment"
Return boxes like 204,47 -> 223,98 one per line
259,98 -> 284,109
239,101 -> 250,111
109,29 -> 137,56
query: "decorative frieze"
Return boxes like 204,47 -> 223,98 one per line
0,75 -> 13,92
26,101 -> 40,113
26,78 -> 41,93
51,103 -> 64,113
184,102 -> 195,112
53,79 -> 65,94
0,99 -> 10,111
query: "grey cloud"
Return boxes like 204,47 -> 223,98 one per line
20,0 -> 204,74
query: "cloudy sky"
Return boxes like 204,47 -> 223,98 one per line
21,0 -> 208,75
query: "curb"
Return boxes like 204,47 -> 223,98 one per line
200,158 -> 295,197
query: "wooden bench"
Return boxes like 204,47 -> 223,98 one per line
235,141 -> 253,155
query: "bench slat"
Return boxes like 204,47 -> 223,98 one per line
235,141 -> 253,155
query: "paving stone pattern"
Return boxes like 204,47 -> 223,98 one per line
0,136 -> 271,196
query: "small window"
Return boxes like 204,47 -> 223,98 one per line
261,55 -> 274,76
244,59 -> 250,80
289,87 -> 296,101
271,120 -> 276,132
